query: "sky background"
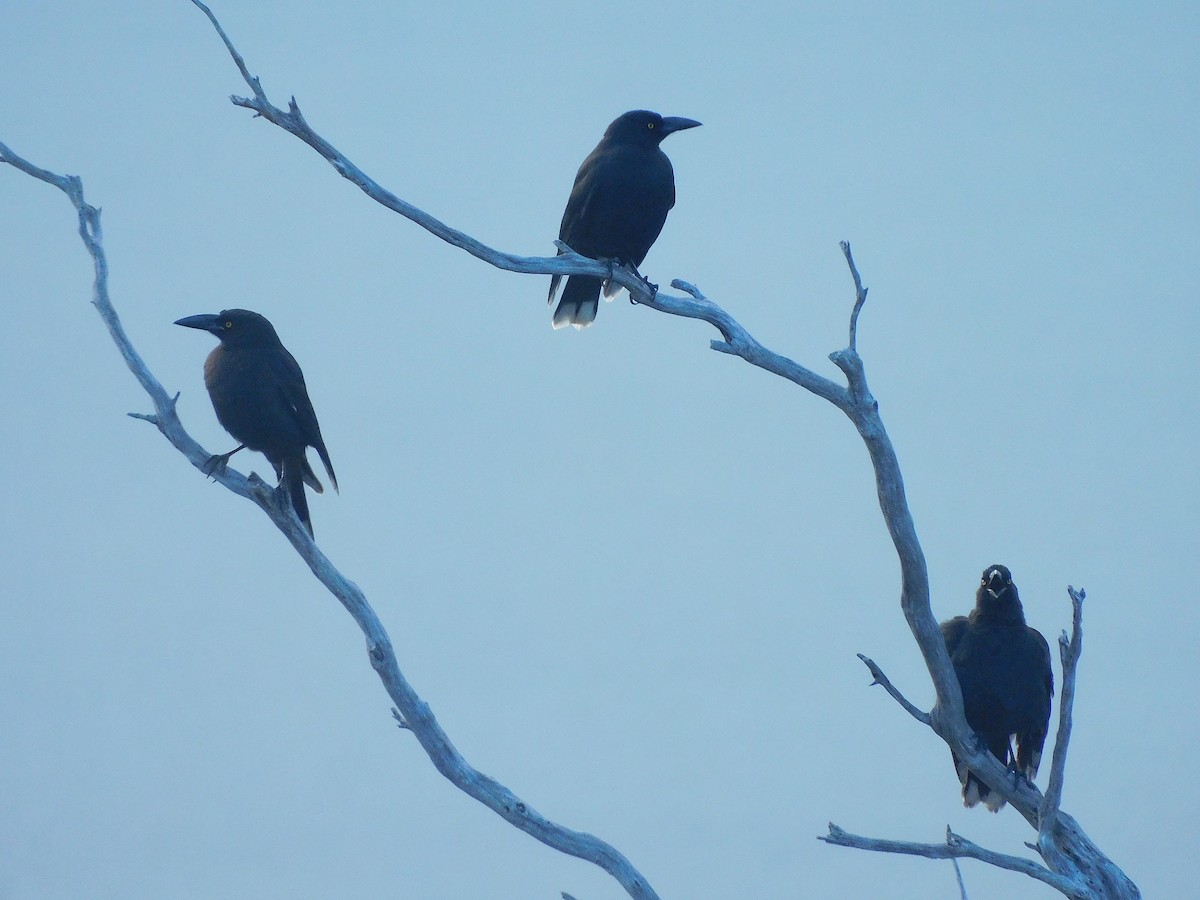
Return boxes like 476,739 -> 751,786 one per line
2,1 -> 1197,898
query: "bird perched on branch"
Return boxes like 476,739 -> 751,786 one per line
940,564 -> 1053,811
175,309 -> 337,537
548,109 -> 701,329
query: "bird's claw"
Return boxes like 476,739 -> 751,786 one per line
626,267 -> 658,305
201,453 -> 231,479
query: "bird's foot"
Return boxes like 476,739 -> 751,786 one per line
270,482 -> 296,518
620,262 -> 657,305
201,447 -> 241,479
970,731 -> 989,754
1004,757 -> 1035,791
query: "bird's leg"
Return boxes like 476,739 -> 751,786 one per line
202,444 -> 246,478
1001,739 -> 1032,789
621,260 -> 658,304
969,731 -> 995,769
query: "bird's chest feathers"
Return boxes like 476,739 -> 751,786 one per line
203,344 -> 291,436
204,345 -> 267,398
586,147 -> 674,206
954,626 -> 1041,709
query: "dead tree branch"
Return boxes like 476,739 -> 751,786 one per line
820,824 -> 1087,899
855,653 -> 931,727
1037,586 -> 1086,869
0,139 -> 662,900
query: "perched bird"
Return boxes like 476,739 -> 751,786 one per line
175,309 -> 337,537
548,109 -> 701,329
940,564 -> 1053,811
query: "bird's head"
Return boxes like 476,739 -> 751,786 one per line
174,309 -> 281,346
980,564 -> 1014,599
605,110 -> 702,146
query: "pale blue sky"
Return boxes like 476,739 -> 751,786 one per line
2,2 -> 1197,898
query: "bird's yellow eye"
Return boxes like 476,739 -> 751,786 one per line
224,320 -> 233,329
647,121 -> 655,129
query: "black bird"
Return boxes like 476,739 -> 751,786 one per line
940,564 -> 1053,811
175,309 -> 337,537
548,110 -> 701,329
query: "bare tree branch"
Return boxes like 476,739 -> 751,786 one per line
819,823 -> 1087,899
1037,587 -> 1086,867
0,140 -> 662,900
855,653 -> 932,727
187,0 -> 850,412
842,240 -> 869,352
951,854 -> 969,900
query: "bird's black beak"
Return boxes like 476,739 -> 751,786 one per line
986,570 -> 1006,597
660,117 -> 702,136
174,314 -> 223,335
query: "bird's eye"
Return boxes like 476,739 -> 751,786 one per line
647,121 -> 655,129
224,320 -> 233,329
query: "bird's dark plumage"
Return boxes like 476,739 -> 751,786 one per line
548,110 -> 701,329
940,564 -> 1053,811
175,309 -> 337,537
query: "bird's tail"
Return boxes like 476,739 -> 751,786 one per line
281,456 -> 314,537
952,748 -> 1009,812
551,275 -> 603,330
301,459 -> 324,494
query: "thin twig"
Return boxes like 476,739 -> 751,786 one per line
856,654 -> 932,726
840,240 -> 869,352
951,853 -> 969,900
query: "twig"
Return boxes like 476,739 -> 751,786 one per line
840,240 -> 869,352
856,654 -> 931,726
951,853 -> 969,900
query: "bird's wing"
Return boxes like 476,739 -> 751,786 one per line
547,247 -> 565,305
549,147 -> 608,306
272,349 -> 338,492
1014,627 -> 1055,777
1035,627 -> 1054,699
940,616 -> 970,657
557,147 -> 608,251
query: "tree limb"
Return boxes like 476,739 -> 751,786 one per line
819,823 -> 1088,899
951,854 -> 969,900
855,653 -> 931,727
187,0 -> 851,413
0,140 -> 662,900
1037,587 -> 1086,872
